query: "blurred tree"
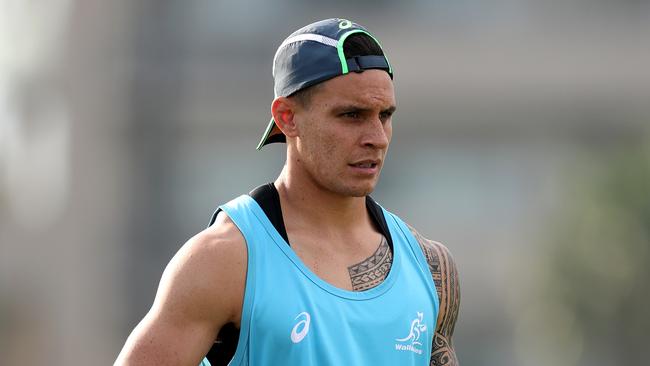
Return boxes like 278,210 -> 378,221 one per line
542,139 -> 650,364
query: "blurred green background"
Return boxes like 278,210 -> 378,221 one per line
1,1 -> 649,365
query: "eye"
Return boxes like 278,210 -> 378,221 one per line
341,111 -> 361,119
379,111 -> 393,121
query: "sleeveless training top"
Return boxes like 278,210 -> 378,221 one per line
201,194 -> 439,365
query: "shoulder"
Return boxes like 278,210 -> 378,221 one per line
173,211 -> 246,278
184,211 -> 246,265
157,211 -> 247,325
380,206 -> 454,265
405,224 -> 458,281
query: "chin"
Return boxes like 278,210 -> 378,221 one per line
337,181 -> 377,197
345,189 -> 371,198
315,169 -> 379,197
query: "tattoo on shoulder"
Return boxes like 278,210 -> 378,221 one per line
347,237 -> 392,291
407,225 -> 461,366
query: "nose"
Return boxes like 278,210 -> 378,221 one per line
361,116 -> 390,149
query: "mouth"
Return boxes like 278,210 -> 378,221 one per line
350,162 -> 377,168
348,159 -> 381,174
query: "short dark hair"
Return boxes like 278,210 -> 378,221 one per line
290,33 -> 385,107
289,83 -> 323,108
343,33 -> 385,59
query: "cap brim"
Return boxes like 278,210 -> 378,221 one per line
256,117 -> 286,150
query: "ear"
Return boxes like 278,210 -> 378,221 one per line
271,97 -> 299,138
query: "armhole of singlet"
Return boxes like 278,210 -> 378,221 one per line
203,206 -> 244,365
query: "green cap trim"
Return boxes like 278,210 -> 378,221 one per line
336,29 -> 392,75
256,117 -> 276,150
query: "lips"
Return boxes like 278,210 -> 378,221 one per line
349,159 -> 381,170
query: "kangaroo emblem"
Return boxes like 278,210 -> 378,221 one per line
396,312 -> 427,347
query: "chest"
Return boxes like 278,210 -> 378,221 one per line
288,231 -> 386,291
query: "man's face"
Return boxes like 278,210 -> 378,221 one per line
292,69 -> 396,197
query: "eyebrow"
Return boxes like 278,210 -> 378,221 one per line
382,106 -> 397,114
333,105 -> 397,114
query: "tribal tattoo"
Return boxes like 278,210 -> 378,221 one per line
408,225 -> 461,366
348,237 -> 392,291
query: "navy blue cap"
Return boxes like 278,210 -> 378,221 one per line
257,18 -> 393,150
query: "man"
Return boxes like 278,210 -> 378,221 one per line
116,18 -> 460,366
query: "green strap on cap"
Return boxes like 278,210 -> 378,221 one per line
336,29 -> 392,75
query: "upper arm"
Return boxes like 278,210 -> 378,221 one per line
408,225 -> 461,366
115,214 -> 247,366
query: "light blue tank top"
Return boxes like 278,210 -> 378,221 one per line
202,194 -> 439,365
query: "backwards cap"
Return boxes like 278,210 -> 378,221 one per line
256,18 -> 393,150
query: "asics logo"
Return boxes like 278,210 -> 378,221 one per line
338,19 -> 352,29
290,312 -> 311,343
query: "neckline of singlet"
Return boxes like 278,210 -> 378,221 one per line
242,187 -> 401,301
248,182 -> 394,251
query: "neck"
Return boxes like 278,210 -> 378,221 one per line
274,165 -> 368,232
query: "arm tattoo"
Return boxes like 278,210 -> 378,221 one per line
408,226 -> 461,366
348,237 -> 392,291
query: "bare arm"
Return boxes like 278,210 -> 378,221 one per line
408,226 -> 461,366
114,214 -> 246,366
